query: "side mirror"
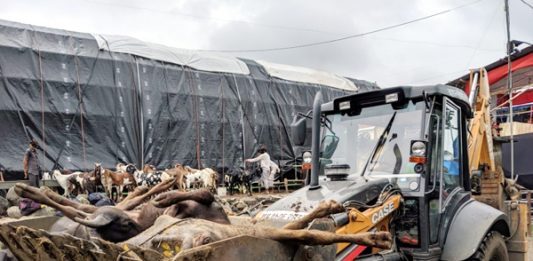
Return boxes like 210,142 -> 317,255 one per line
291,115 -> 307,146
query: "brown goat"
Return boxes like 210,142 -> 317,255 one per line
100,166 -> 136,201
164,164 -> 189,191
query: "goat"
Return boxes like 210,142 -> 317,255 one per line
197,168 -> 217,193
130,164 -> 172,187
164,164 -> 190,191
52,170 -> 84,197
185,171 -> 203,190
222,165 -> 261,196
100,164 -> 136,201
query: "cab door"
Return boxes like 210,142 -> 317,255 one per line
433,97 -> 471,245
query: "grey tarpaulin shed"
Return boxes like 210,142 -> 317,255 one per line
0,19 -> 379,177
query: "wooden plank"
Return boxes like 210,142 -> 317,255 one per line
41,179 -> 59,187
0,179 -> 59,190
0,180 -> 29,190
6,216 -> 60,231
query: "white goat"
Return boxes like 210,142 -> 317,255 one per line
52,170 -> 83,197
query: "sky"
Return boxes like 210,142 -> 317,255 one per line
0,0 -> 531,87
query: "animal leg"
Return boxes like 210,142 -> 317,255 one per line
282,200 -> 345,230
152,188 -> 214,208
246,181 -> 252,196
151,219 -> 392,250
41,186 -> 97,214
118,178 -> 176,211
14,183 -> 88,220
258,227 -> 392,248
116,186 -> 149,208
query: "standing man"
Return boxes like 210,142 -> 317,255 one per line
23,140 -> 41,187
0,163 -> 5,182
245,145 -> 273,194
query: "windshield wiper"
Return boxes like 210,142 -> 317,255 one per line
360,112 -> 397,176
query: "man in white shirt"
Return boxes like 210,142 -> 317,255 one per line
245,145 -> 274,194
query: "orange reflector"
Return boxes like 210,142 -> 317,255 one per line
409,156 -> 427,164
302,163 -> 312,171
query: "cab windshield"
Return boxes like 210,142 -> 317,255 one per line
320,102 -> 424,178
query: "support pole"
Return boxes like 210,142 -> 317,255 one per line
504,0 -> 514,180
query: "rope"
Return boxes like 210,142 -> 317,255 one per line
221,77 -> 225,172
37,48 -> 46,161
185,68 -> 202,169
134,58 -> 144,167
74,55 -> 87,170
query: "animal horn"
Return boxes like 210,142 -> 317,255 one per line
74,214 -> 113,228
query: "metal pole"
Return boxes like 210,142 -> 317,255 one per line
309,92 -> 322,190
504,0 -> 514,180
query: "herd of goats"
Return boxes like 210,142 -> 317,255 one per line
44,162 -> 262,201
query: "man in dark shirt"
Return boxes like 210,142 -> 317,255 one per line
0,163 -> 4,182
23,140 -> 41,187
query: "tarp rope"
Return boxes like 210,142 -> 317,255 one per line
185,68 -> 202,169
25,26 -> 63,170
132,58 -> 143,167
220,77 -> 226,173
37,48 -> 46,163
74,55 -> 87,170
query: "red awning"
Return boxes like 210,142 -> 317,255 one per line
465,52 -> 533,95
497,89 -> 533,106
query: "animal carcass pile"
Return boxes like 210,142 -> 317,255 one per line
0,178 -> 392,260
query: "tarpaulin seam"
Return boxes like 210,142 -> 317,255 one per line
268,79 -> 296,161
261,76 -> 283,161
0,58 -> 32,144
160,63 -> 178,167
223,76 -> 261,150
102,38 -> 122,166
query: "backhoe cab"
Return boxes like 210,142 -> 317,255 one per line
262,85 -> 523,260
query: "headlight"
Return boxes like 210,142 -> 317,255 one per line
410,140 -> 427,164
411,141 -> 426,156
303,151 -> 312,163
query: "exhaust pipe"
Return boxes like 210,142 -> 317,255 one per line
309,92 -> 322,190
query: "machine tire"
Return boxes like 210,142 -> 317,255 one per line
467,231 -> 508,261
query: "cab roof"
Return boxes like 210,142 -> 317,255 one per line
322,84 -> 473,118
